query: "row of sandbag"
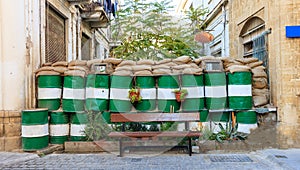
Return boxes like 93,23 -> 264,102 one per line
221,57 -> 269,107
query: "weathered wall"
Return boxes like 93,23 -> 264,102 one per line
229,0 -> 300,148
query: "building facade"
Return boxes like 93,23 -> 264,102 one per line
0,0 -> 115,151
229,0 -> 300,148
176,0 -> 230,57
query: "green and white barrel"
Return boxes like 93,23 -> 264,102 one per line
200,109 -> 209,122
85,74 -> 109,111
135,76 -> 156,112
208,111 -> 230,133
204,72 -> 227,110
236,110 -> 257,133
37,74 -> 62,111
49,110 -> 69,144
157,75 -> 180,113
182,74 -> 204,111
22,108 -> 49,151
109,75 -> 132,113
70,112 -> 88,141
62,75 -> 85,112
228,72 -> 252,110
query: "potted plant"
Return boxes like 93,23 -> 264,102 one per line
128,87 -> 142,103
172,89 -> 188,102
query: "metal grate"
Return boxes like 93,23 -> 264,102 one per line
209,155 -> 253,162
45,6 -> 66,63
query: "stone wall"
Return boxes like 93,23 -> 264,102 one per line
0,111 -> 21,151
229,0 -> 300,148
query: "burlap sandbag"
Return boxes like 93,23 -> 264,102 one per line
173,64 -> 191,70
198,56 -> 216,62
115,66 -> 132,71
253,96 -> 268,107
152,68 -> 172,75
182,67 -> 203,75
118,60 -> 136,67
164,62 -> 178,67
252,78 -> 268,89
53,66 -> 68,74
155,59 -> 172,65
42,62 -> 53,67
226,65 -> 251,73
248,61 -> 263,68
134,70 -> 153,76
252,68 -> 268,78
35,66 -> 54,73
137,59 -> 155,65
172,69 -> 182,74
252,88 -> 269,96
68,66 -> 89,74
112,70 -> 132,76
193,58 -> 202,65
132,65 -> 152,72
103,58 -> 123,65
68,60 -> 87,66
189,63 -> 200,68
152,65 -> 170,70
52,61 -> 68,67
64,70 -> 86,77
87,59 -> 102,68
36,70 -> 60,76
173,56 -> 192,64
225,61 -> 244,68
236,57 -> 259,64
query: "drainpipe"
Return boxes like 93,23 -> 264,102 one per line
221,4 -> 226,56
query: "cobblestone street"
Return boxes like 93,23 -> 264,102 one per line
1,149 -> 299,170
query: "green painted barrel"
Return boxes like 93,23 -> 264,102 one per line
135,76 -> 156,112
182,74 -> 204,111
70,112 -> 88,141
236,110 -> 257,133
228,72 -> 252,109
49,110 -> 69,144
102,111 -> 111,124
37,75 -> 62,111
204,72 -> 227,110
200,109 -> 209,122
209,111 -> 230,122
62,76 -> 85,112
157,75 -> 180,113
85,74 -> 109,111
109,75 -> 132,112
21,108 -> 49,151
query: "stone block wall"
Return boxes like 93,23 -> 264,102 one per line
229,0 -> 300,148
0,111 -> 21,151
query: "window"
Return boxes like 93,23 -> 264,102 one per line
45,6 -> 66,62
81,33 -> 91,60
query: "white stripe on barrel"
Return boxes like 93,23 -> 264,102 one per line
158,88 -> 177,100
38,88 -> 62,99
63,88 -> 85,100
185,87 -> 204,99
22,124 -> 49,137
228,85 -> 252,96
85,87 -> 109,99
140,88 -> 156,99
50,124 -> 69,136
110,88 -> 130,100
70,124 -> 86,137
204,86 -> 227,98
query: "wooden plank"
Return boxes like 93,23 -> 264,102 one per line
108,131 -> 202,138
110,113 -> 200,123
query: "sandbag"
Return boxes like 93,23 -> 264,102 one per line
252,68 -> 268,78
68,66 -> 89,74
236,57 -> 259,64
132,65 -> 152,72
155,59 -> 172,65
173,64 -> 191,70
253,96 -> 268,107
64,70 -> 86,77
226,65 -> 251,73
115,66 -> 132,71
36,71 -> 60,76
52,61 -> 68,67
172,69 -> 182,74
252,88 -> 269,96
118,60 -> 136,67
152,69 -> 172,75
252,78 -> 268,89
189,63 -> 200,68
152,65 -> 170,70
248,61 -> 263,68
182,67 -> 203,75
137,59 -> 155,65
68,60 -> 87,66
193,58 -> 202,65
35,66 -> 54,73
53,66 -> 68,74
134,70 -> 153,76
103,58 -> 123,65
87,59 -> 102,68
173,56 -> 192,64
42,62 -> 53,67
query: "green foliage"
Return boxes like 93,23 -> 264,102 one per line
208,123 -> 248,143
111,0 -> 208,59
84,111 -> 113,141
112,122 -> 160,132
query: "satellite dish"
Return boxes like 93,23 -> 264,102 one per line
194,31 -> 214,43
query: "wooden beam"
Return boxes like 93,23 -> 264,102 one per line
108,131 -> 202,138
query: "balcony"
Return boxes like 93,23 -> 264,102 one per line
68,0 -> 92,5
80,2 -> 109,28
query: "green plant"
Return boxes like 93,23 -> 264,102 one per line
84,111 -> 113,141
128,87 -> 142,103
208,123 -> 248,143
172,88 -> 188,102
